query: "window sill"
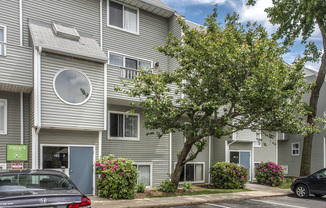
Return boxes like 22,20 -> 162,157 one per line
107,24 -> 139,36
0,132 -> 7,135
108,137 -> 140,141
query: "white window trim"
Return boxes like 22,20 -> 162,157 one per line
108,51 -> 153,69
0,25 -> 7,56
52,68 -> 93,106
254,131 -> 262,147
291,142 -> 300,156
108,110 -> 140,141
0,99 -> 7,135
174,162 -> 205,183
107,0 -> 140,35
133,162 -> 152,187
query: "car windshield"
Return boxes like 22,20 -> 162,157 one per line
314,170 -> 326,178
0,173 -> 76,192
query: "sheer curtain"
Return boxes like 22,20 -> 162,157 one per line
125,115 -> 138,137
138,165 -> 150,186
124,7 -> 137,33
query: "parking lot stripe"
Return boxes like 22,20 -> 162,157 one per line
250,199 -> 308,208
205,203 -> 232,208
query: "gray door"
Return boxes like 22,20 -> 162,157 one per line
70,147 -> 93,194
240,152 -> 250,179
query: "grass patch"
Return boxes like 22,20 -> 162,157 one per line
145,188 -> 251,198
278,178 -> 293,189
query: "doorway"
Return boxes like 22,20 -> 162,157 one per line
230,151 -> 251,179
41,145 -> 94,194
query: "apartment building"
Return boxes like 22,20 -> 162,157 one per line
1,0 -> 316,195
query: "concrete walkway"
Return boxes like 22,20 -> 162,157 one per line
88,183 -> 292,208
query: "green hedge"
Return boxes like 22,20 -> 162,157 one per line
210,162 -> 248,189
255,162 -> 285,186
95,155 -> 138,199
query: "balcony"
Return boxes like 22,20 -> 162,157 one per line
120,67 -> 141,80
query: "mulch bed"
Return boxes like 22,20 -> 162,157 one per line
134,184 -> 216,199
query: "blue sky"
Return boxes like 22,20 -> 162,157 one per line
161,0 -> 323,71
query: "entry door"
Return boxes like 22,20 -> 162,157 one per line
70,147 -> 93,195
240,152 -> 250,179
230,151 -> 251,179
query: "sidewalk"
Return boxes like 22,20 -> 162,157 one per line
88,183 -> 292,208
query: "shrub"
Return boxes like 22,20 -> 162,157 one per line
158,179 -> 176,193
136,182 -> 146,193
255,162 -> 285,186
182,181 -> 195,192
210,162 -> 248,189
95,155 -> 138,199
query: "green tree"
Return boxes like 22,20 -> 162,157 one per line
116,7 -> 313,187
248,0 -> 326,176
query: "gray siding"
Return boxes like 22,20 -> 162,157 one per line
0,91 -> 30,168
235,129 -> 257,142
104,1 -> 170,101
212,136 -> 227,163
168,14 -> 180,73
23,0 -> 100,47
38,129 -> 99,165
40,52 -> 105,130
102,104 -> 169,187
229,142 -> 252,151
0,45 -> 33,91
0,0 -> 20,45
254,132 -> 277,163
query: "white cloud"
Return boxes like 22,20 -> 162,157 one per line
226,0 -> 277,35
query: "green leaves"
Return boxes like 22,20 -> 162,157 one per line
117,6 -> 313,183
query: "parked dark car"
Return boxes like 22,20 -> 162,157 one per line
291,168 -> 326,198
0,170 -> 91,207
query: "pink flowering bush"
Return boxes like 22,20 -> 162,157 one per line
210,162 -> 248,189
255,162 -> 285,186
95,155 -> 138,199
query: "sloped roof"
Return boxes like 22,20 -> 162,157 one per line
28,19 -> 107,63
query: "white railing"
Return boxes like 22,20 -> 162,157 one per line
120,67 -> 141,80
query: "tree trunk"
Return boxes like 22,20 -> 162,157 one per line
171,140 -> 195,188
300,22 -> 326,176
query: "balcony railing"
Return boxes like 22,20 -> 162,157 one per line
120,67 -> 141,80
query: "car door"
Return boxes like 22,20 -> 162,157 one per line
309,170 -> 326,195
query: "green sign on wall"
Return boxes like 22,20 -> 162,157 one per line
7,145 -> 28,161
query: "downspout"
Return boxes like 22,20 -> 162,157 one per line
100,0 -> 103,49
169,132 -> 172,176
33,46 -> 42,169
276,132 -> 278,164
208,136 -> 211,184
324,137 -> 326,168
19,0 -> 23,46
98,131 -> 102,159
251,141 -> 254,182
20,92 -> 24,144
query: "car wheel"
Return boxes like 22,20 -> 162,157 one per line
295,184 -> 309,198
314,194 -> 324,198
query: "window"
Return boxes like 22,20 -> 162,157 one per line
108,1 -> 138,34
0,99 -> 7,134
53,69 -> 92,105
177,163 -> 204,183
292,142 -> 300,156
108,52 -> 152,80
43,146 -> 68,169
133,163 -> 151,186
108,111 -> 139,140
0,25 -> 7,56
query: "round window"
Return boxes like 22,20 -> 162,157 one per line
54,69 -> 92,105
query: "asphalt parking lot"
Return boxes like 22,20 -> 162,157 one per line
173,196 -> 326,208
